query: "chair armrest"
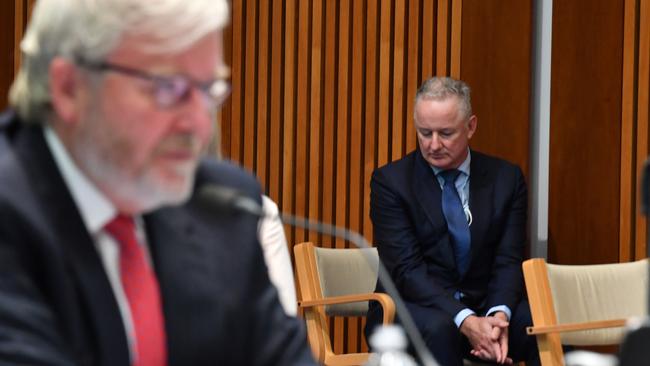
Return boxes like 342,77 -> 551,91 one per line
527,319 -> 627,335
299,293 -> 396,324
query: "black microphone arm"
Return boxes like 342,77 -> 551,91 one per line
198,184 -> 438,366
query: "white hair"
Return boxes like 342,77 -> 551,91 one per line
10,0 -> 229,123
415,77 -> 473,120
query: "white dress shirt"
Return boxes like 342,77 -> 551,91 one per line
44,127 -> 147,359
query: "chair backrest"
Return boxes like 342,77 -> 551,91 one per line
294,242 -> 383,366
313,244 -> 380,316
523,258 -> 649,366
546,259 -> 648,345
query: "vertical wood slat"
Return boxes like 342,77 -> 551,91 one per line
308,0 -> 323,245
361,1 -> 379,352
229,0 -> 244,163
282,0 -> 297,246
436,0 -> 450,76
620,0 -> 638,262
333,0 -> 350,355
391,0 -> 405,161
347,0 -> 365,353
294,0 -> 310,244
268,0 -> 284,201
321,0 -> 337,249
243,0 -> 258,170
223,0 -> 463,355
377,0 -> 392,167
450,0 -> 463,78
405,0 -> 420,152
636,0 -> 650,260
422,1 -> 436,80
256,0 -> 270,189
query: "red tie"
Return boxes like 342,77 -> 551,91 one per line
105,215 -> 167,366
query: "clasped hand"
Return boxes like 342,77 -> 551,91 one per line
460,312 -> 512,364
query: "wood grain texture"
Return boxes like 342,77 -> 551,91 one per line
620,0 -> 638,262
460,0 -> 532,179
222,0 -> 534,354
549,0 -> 624,264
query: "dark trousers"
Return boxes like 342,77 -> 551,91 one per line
366,299 -> 540,366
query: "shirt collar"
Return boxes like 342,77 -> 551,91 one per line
431,148 -> 471,177
43,126 -> 116,234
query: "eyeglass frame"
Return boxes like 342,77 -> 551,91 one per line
74,58 -> 231,111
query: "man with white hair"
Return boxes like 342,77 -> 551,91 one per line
0,0 -> 315,365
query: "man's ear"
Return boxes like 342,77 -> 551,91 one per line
467,115 -> 478,139
49,57 -> 82,124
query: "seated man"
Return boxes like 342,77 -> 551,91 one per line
0,0 -> 315,365
365,77 -> 539,365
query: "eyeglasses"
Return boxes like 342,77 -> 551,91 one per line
76,59 -> 231,110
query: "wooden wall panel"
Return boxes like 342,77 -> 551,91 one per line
222,0 -> 533,355
460,0 -> 533,180
549,0 -> 624,264
221,0 -> 450,354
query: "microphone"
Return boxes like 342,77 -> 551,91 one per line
198,184 -> 438,366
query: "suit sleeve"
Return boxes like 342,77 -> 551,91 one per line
370,169 -> 466,317
484,165 -> 527,311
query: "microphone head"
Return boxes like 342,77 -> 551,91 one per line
196,184 -> 264,217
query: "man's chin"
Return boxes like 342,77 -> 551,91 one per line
427,158 -> 451,170
133,171 -> 195,212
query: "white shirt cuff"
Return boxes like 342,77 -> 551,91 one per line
486,305 -> 511,320
454,308 -> 476,328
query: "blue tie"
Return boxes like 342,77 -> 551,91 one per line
439,170 -> 471,275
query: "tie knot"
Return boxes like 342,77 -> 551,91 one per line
439,169 -> 461,186
104,214 -> 136,241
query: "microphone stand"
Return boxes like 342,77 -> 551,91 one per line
196,185 -> 437,365
280,213 -> 438,366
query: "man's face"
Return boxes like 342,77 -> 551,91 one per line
414,96 -> 477,170
65,33 -> 222,213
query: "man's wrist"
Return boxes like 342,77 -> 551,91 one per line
454,308 -> 476,328
485,305 -> 511,321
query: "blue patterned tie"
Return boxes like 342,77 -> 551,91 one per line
439,170 -> 471,275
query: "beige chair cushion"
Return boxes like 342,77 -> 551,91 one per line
314,247 -> 379,316
546,259 -> 649,345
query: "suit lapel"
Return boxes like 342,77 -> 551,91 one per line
412,152 -> 457,271
15,126 -> 131,365
144,207 -> 215,364
468,151 -> 493,265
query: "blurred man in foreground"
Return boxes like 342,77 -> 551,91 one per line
0,0 -> 315,365
365,77 -> 539,365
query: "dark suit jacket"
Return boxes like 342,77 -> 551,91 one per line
367,149 -> 527,325
0,111 -> 315,366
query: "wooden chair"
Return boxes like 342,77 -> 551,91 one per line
523,258 -> 649,366
293,242 -> 396,366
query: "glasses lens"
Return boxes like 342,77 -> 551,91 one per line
153,77 -> 191,108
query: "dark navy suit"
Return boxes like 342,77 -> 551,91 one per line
0,111 -> 315,365
365,150 -> 538,365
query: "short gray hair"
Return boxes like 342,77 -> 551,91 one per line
10,0 -> 229,123
414,77 -> 472,120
